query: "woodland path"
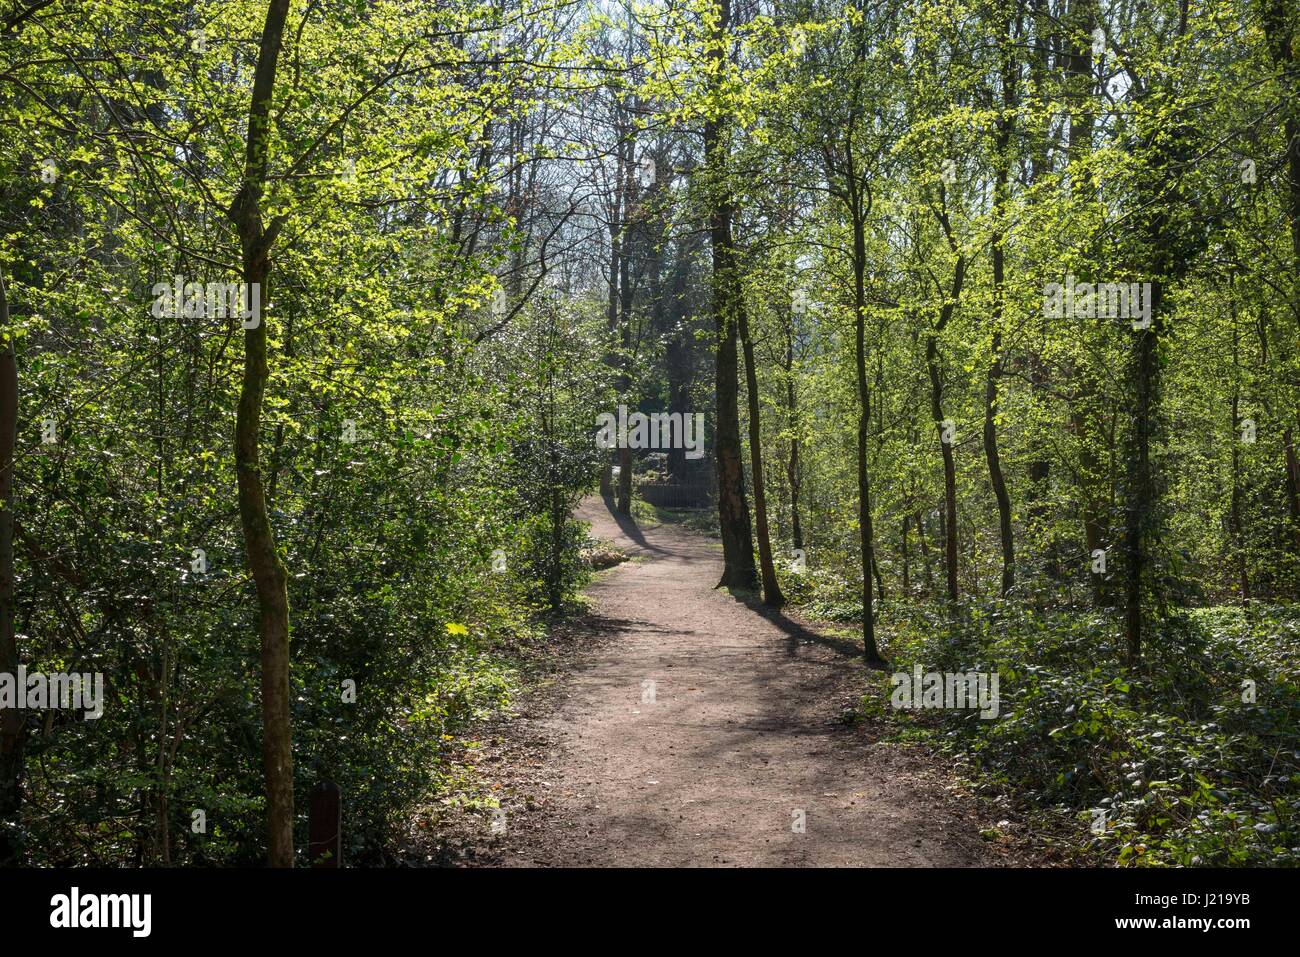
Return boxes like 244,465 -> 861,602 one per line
452,495 -> 1000,867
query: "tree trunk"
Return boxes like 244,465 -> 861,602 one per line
1261,0 -> 1300,566
1123,32 -> 1191,663
853,214 -> 886,665
985,3 -> 1017,598
926,254 -> 965,605
900,515 -> 910,597
857,379 -> 882,649
1065,0 -> 1107,599
615,171 -> 635,516
705,0 -> 756,591
229,0 -> 294,867
1229,296 -> 1251,605
1285,426 -> 1300,556
916,509 -> 932,596
664,233 -> 699,481
1123,288 -> 1159,664
784,322 -> 803,550
665,338 -> 690,480
603,123 -> 626,505
1230,392 -> 1251,606
0,269 -> 23,865
617,445 -> 632,514
1074,403 -> 1111,606
984,333 -> 1014,597
739,305 -> 784,606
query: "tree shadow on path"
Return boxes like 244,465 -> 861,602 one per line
593,492 -> 673,556
736,592 -> 868,661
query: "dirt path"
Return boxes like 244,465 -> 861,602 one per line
453,497 -> 999,867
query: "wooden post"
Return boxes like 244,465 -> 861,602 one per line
308,780 -> 341,868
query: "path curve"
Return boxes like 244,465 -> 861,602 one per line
488,496 -> 996,867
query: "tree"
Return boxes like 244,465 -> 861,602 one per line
228,0 -> 294,867
703,0 -> 758,591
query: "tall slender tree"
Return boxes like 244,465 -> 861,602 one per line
705,0 -> 758,591
228,0 -> 294,866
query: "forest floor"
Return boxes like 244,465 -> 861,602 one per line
413,495 -> 1038,867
